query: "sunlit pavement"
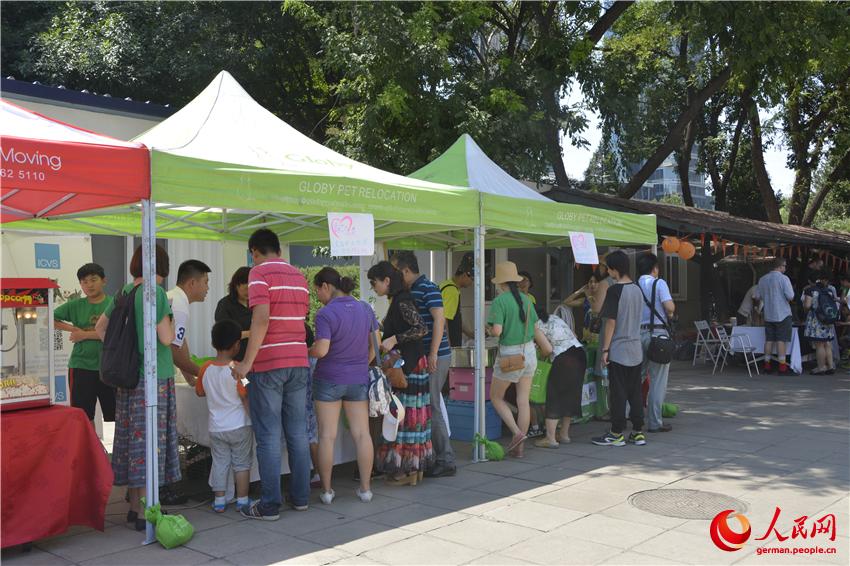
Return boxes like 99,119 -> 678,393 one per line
3,361 -> 848,566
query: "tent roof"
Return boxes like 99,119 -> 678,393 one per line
136,71 -> 479,236
410,134 -> 551,202
7,73 -> 655,249
409,133 -> 656,246
0,99 -> 149,222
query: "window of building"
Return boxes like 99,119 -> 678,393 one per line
664,253 -> 688,300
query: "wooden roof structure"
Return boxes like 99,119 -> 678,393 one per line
548,188 -> 850,252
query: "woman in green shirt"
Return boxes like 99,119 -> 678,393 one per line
95,245 -> 177,531
487,262 -> 551,458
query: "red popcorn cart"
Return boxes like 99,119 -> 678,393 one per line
1,278 -> 58,411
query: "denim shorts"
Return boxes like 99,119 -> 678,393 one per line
765,316 -> 792,342
312,379 -> 369,402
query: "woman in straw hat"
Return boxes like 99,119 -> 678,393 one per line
487,261 -> 552,457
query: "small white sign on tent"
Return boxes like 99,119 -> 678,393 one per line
569,231 -> 599,265
328,212 -> 375,257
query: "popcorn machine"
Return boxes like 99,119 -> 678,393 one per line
1,278 -> 58,411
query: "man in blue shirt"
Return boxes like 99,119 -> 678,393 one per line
636,254 -> 675,433
754,258 -> 795,374
393,251 -> 456,477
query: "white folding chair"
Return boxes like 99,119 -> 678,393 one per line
713,326 -> 760,377
693,320 -> 721,365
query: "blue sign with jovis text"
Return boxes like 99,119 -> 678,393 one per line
34,243 -> 61,270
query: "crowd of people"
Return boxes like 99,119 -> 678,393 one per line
749,257 -> 849,375
52,231 -> 849,525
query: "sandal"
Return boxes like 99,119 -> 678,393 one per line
534,438 -> 559,449
507,433 -> 527,453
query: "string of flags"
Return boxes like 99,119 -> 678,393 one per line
660,234 -> 850,272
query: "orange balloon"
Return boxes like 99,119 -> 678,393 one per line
662,237 -> 680,254
678,241 -> 696,260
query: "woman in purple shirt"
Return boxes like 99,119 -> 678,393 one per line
308,268 -> 379,505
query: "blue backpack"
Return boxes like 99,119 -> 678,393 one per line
815,287 -> 839,325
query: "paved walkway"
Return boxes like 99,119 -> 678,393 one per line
4,361 -> 848,565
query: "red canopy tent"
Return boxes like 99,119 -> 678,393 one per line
0,99 -> 150,222
1,99 -> 161,545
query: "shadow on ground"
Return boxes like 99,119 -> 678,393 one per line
3,361 -> 848,566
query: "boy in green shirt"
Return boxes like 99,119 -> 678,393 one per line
53,263 -> 114,423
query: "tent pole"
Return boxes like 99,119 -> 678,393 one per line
141,198 -> 159,545
473,223 -> 486,462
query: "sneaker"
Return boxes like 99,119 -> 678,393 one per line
319,490 -> 335,505
240,501 -> 280,521
592,431 -> 625,446
159,485 -> 188,506
778,364 -> 789,375
290,502 -> 309,511
354,468 -> 385,482
762,363 -> 775,374
310,473 -> 322,488
424,464 -> 457,478
629,432 -> 647,446
355,487 -> 373,503
212,501 -> 226,513
235,500 -> 250,513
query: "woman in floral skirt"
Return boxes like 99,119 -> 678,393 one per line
367,261 -> 433,486
803,269 -> 838,375
95,245 -> 180,530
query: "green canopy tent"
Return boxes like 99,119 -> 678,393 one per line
12,71 -> 480,249
409,133 -> 657,459
10,75 -> 656,466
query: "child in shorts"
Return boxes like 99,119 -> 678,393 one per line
196,319 -> 253,513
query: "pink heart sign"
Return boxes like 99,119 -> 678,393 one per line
330,215 -> 354,238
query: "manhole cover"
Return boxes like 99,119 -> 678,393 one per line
629,489 -> 748,520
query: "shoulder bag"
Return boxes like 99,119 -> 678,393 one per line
640,279 -> 674,364
498,300 -> 532,373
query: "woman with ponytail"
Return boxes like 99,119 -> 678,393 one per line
309,267 -> 379,505
487,261 -> 550,458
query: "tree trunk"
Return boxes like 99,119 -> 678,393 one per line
619,66 -> 732,199
675,33 -> 695,207
585,1 -> 634,44
542,0 -> 633,188
716,103 -> 747,211
787,163 -> 814,225
801,147 -> 850,226
746,97 -> 783,223
545,88 -> 571,187
677,122 -> 696,207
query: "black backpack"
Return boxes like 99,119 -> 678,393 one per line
100,285 -> 141,389
814,286 -> 839,324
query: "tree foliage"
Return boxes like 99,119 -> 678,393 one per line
2,1 -> 848,231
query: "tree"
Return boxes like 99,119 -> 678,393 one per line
5,1 -> 333,139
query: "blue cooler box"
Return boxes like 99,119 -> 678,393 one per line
445,399 -> 502,441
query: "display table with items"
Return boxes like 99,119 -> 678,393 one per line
175,381 -> 356,482
1,405 -> 113,547
731,326 -> 839,374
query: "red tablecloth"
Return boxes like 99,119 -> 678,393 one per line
1,405 -> 113,547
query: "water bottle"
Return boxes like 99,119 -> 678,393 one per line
600,363 -> 609,387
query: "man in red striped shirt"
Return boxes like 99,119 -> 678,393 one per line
233,229 -> 310,520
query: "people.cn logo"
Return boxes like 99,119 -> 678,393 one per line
710,509 -> 752,552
